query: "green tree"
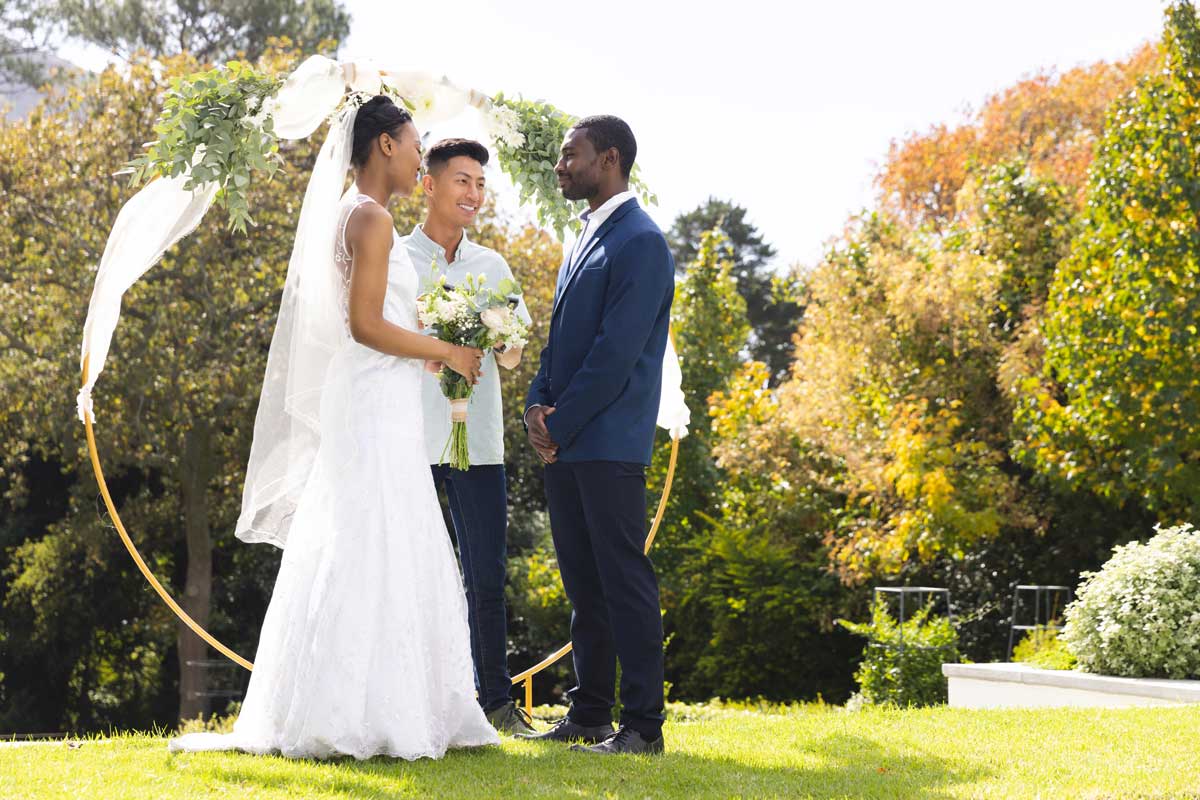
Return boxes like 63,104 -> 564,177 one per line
968,159 -> 1076,334
1,1 -> 61,92
1015,1 -> 1200,518
667,198 -> 802,382
53,0 -> 350,63
648,229 -> 749,684
751,213 -> 1030,581
1,0 -> 349,92
668,361 -> 857,701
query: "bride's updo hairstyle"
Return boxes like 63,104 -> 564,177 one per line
351,95 -> 414,168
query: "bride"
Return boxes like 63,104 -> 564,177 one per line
170,95 -> 500,760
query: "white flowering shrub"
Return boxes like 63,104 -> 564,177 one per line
1063,524 -> 1200,678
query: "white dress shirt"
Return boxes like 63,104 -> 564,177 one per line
564,189 -> 639,277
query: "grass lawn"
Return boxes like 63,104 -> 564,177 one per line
4,701 -> 1200,799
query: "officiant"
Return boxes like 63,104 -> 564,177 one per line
401,138 -> 535,734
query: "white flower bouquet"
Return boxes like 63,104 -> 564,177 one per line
418,271 -> 529,469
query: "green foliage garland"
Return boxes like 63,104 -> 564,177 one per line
120,63 -> 659,239
120,61 -> 284,233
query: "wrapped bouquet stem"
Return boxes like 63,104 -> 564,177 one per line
419,270 -> 529,470
439,371 -> 474,468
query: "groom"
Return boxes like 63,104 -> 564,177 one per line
403,138 -> 535,734
522,115 -> 674,755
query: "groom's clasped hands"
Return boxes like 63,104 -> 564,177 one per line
525,405 -> 558,463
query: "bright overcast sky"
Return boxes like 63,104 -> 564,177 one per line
60,0 -> 1167,269
340,0 -> 1163,269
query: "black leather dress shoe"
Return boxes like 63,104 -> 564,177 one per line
570,726 -> 664,755
514,717 -> 614,744
485,701 -> 537,735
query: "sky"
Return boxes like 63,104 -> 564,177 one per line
62,0 -> 1168,269
337,0 -> 1164,269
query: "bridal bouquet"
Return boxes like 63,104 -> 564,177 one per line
418,272 -> 529,470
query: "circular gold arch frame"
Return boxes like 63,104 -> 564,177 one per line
77,56 -> 687,717
81,357 -> 680,715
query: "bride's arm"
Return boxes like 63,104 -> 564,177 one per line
346,205 -> 482,382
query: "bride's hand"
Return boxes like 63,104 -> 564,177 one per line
444,345 -> 483,385
423,360 -> 443,374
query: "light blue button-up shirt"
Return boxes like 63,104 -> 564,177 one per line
402,224 -> 533,466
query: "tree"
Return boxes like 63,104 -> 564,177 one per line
877,44 -> 1159,228
645,229 -> 751,692
53,0 -> 350,64
782,215 -> 1031,581
1014,1 -> 1200,519
667,361 -> 857,701
714,25 -> 1168,589
667,198 -> 802,382
1,1 -> 61,92
967,159 -> 1076,335
1,0 -> 349,92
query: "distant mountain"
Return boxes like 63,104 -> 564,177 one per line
2,44 -> 85,121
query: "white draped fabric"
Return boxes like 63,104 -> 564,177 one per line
270,55 -> 346,140
658,336 -> 690,440
76,177 -> 218,422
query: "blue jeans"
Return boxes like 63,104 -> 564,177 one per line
430,464 -> 512,711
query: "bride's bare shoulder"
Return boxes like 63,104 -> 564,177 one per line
344,201 -> 394,254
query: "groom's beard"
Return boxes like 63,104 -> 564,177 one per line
559,177 -> 599,202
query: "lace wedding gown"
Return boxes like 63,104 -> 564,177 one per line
170,193 -> 499,760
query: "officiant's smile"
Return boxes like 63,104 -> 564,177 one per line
423,152 -> 486,229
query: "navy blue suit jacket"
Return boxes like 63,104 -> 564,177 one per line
525,198 -> 675,465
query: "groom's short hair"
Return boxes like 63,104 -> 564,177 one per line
424,138 -> 490,175
573,115 -> 636,178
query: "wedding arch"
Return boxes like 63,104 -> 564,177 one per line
77,54 -> 690,714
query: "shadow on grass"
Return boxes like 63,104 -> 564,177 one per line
184,731 -> 992,799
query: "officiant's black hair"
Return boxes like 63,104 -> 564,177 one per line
424,138 -> 490,174
351,95 -> 414,168
572,115 -> 636,178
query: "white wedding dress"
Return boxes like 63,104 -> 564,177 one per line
170,193 -> 499,760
